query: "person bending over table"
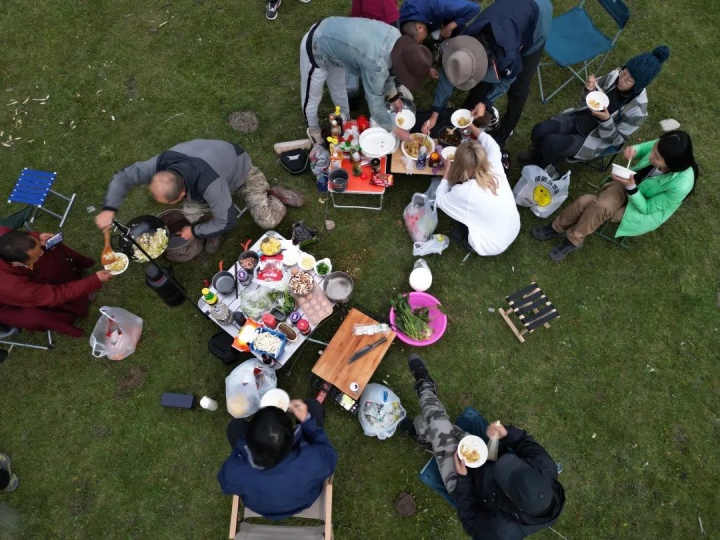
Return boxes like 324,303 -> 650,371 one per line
518,46 -> 670,169
0,229 -> 112,338
218,399 -> 337,519
401,354 -> 565,539
300,17 -> 433,144
399,0 -> 480,42
435,133 -> 520,256
531,130 -> 698,261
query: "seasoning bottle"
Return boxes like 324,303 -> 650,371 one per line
236,269 -> 251,286
330,119 -> 341,139
262,313 -> 278,329
428,151 -> 441,169
202,287 -> 218,305
351,151 -> 362,177
289,311 -> 302,325
328,137 -> 343,171
296,318 -> 311,336
261,354 -> 277,368
333,105 -> 343,126
416,145 -> 427,170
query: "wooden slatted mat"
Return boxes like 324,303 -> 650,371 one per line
499,283 -> 559,343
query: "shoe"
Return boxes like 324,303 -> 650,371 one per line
205,235 -> 223,254
397,84 -> 414,102
398,418 -> 432,450
531,224 -> 565,241
517,149 -> 539,164
483,107 -> 500,133
266,0 -> 280,20
549,238 -> 581,262
0,453 -> 19,493
492,129 -> 514,148
307,127 -> 323,145
408,354 -> 436,395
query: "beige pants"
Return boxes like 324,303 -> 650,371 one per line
552,181 -> 627,246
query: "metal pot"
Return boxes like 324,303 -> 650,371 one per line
322,271 -> 354,303
112,215 -> 170,262
438,126 -> 462,147
212,261 -> 236,295
329,169 -> 349,193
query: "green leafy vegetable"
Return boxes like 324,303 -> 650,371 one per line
316,262 -> 330,275
390,294 -> 435,341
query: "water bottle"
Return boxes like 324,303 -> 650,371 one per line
416,145 -> 427,170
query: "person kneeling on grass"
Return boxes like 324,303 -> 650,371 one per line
218,399 -> 337,519
400,354 -> 565,539
436,134 -> 520,256
531,130 -> 699,262
0,229 -> 112,338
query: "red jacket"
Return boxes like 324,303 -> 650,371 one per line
351,0 -> 399,24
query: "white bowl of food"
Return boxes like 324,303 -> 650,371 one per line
315,258 -> 332,276
401,133 -> 435,161
104,252 -> 129,275
395,109 -> 416,130
298,252 -> 316,272
451,109 -> 473,129
585,90 -> 609,111
260,388 -> 290,411
282,247 -> 299,267
441,146 -> 457,162
611,163 -> 635,179
458,435 -> 488,468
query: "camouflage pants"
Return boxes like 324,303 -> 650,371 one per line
414,382 -> 467,494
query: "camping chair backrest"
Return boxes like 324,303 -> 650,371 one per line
0,206 -> 34,231
597,0 -> 631,32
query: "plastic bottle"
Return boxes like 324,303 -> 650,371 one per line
351,151 -> 362,177
201,287 -> 218,305
416,145 -> 427,170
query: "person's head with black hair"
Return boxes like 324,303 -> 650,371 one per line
0,230 -> 42,266
400,21 -> 428,44
655,130 -> 699,180
246,406 -> 294,469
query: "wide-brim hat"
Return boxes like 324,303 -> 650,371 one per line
493,454 -> 554,516
391,35 -> 433,93
442,36 -> 488,91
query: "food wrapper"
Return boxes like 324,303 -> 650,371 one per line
232,319 -> 262,352
371,173 -> 394,187
256,255 -> 284,282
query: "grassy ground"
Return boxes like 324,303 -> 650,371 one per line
1,0 -> 719,538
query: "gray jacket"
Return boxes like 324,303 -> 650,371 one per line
311,17 -> 400,131
103,140 -> 251,238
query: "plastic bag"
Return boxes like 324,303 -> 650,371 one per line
413,234 -> 450,256
357,383 -> 406,440
403,193 -> 438,243
225,358 -> 278,418
240,287 -> 279,320
513,165 -> 571,219
89,306 -> 143,361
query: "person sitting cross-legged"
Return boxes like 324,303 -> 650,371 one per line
531,130 -> 699,262
401,354 -> 565,539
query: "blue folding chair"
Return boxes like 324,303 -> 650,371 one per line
7,168 -> 76,227
567,143 -> 623,172
537,0 -> 630,103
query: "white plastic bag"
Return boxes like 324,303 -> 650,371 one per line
513,165 -> 571,219
403,193 -> 438,242
89,306 -> 143,361
225,359 -> 278,418
413,234 -> 450,256
357,383 -> 406,440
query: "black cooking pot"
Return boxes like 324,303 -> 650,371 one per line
112,215 -> 170,262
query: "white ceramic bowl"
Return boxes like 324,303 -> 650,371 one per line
401,134 -> 435,160
315,257 -> 332,276
104,252 -> 129,276
458,435 -> 488,468
451,109 -> 473,129
298,252 -> 316,271
441,146 -> 457,162
611,163 -> 635,179
586,90 -> 609,111
282,248 -> 299,267
260,389 -> 290,411
395,109 -> 416,130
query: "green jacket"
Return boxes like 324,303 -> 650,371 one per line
616,140 -> 695,237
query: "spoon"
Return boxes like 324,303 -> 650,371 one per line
100,229 -> 116,265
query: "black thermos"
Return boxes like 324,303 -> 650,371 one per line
145,265 -> 185,306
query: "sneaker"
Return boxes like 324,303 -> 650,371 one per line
492,129 -> 514,148
397,84 -> 414,103
307,127 -> 323,145
549,238 -> 581,262
398,418 -> 432,450
408,354 -> 436,395
205,235 -> 223,255
266,0 -> 280,20
0,453 -> 19,493
531,224 -> 565,241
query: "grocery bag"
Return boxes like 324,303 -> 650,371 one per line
225,359 -> 278,418
413,234 -> 450,256
513,165 -> 571,219
403,193 -> 438,243
357,383 -> 406,439
89,306 -> 143,361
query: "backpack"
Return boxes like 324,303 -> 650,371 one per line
279,149 -> 309,174
208,332 -> 248,365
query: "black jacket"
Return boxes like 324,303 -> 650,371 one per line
453,426 -> 565,539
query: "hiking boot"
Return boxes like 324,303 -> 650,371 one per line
266,0 -> 280,20
0,453 -> 19,493
205,235 -> 223,255
408,354 -> 436,395
531,224 -> 565,241
398,418 -> 432,450
549,238 -> 581,262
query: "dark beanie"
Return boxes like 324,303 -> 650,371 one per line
625,46 -> 670,93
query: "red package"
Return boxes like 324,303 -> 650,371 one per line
256,255 -> 284,282
371,173 -> 394,187
356,115 -> 370,133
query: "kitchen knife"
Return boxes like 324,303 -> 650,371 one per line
348,336 -> 388,364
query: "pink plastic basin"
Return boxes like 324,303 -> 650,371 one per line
389,291 -> 447,347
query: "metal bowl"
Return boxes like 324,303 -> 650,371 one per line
114,215 -> 170,262
322,271 -> 354,303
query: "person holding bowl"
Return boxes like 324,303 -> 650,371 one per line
435,133 -> 520,256
532,130 -> 699,261
518,46 -> 670,169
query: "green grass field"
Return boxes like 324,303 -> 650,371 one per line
1,0 -> 719,538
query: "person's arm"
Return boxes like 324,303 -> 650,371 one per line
217,453 -> 248,496
362,70 -> 395,131
476,132 -> 504,177
6,274 -> 105,309
102,155 -> 159,212
482,78 -> 514,108
192,179 -> 236,239
501,426 -> 558,478
299,416 -> 338,477
443,0 -> 481,34
624,173 -> 693,215
431,68 -> 455,112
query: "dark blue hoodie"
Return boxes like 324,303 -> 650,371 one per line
399,0 -> 480,34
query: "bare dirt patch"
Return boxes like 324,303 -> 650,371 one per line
229,111 -> 259,133
117,366 -> 146,395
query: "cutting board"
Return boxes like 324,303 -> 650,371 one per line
312,308 -> 396,399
